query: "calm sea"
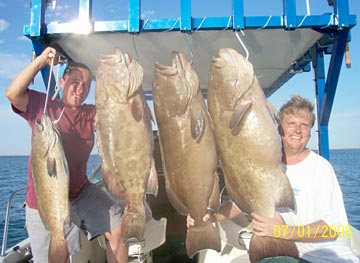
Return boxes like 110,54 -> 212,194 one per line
0,150 -> 359,250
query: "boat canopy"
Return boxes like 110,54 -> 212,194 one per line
24,0 -> 357,159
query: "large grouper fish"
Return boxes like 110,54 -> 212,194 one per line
31,114 -> 70,263
95,48 -> 158,242
207,48 -> 298,262
152,51 -> 221,258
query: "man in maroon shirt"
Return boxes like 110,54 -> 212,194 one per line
6,47 -> 129,263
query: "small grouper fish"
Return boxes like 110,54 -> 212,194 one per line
31,114 -> 70,263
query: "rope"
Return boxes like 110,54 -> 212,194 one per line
43,53 -> 55,114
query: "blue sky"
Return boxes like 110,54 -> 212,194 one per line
0,0 -> 359,155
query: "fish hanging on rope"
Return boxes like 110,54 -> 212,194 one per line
32,114 -> 70,263
153,51 -> 221,258
95,48 -> 158,242
207,48 -> 298,263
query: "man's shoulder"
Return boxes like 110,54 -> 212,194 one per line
79,103 -> 96,119
80,103 -> 95,112
80,102 -> 94,107
308,150 -> 336,177
308,150 -> 330,163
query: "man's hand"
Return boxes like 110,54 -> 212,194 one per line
252,211 -> 284,237
186,201 -> 244,229
186,213 -> 213,228
41,47 -> 61,67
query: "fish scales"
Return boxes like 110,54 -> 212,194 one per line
207,48 -> 298,262
31,114 -> 70,263
95,48 -> 158,242
152,51 -> 221,258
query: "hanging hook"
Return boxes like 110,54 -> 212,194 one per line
182,32 -> 194,64
51,0 -> 57,9
130,33 -> 139,61
235,30 -> 249,60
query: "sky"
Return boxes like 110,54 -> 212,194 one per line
0,0 -> 359,156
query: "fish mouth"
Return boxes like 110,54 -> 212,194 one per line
154,62 -> 177,76
154,55 -> 179,77
99,48 -> 133,69
172,51 -> 186,71
217,48 -> 239,67
35,119 -> 44,131
211,49 -> 230,69
118,50 -> 133,70
154,51 -> 190,77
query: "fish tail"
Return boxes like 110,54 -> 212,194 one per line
249,235 -> 298,263
185,222 -> 221,258
121,203 -> 146,242
48,233 -> 70,263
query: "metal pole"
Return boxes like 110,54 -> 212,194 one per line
1,188 -> 26,256
305,0 -> 311,15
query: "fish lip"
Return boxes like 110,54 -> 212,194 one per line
119,51 -> 133,70
98,48 -> 133,68
171,51 -> 184,70
218,48 -> 238,66
211,50 -> 228,68
154,51 -> 190,77
154,61 -> 178,77
35,119 -> 44,131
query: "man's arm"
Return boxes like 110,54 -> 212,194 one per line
252,212 -> 338,242
6,47 -> 58,112
187,201 -> 243,228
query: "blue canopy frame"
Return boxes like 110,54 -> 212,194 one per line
23,0 -> 357,160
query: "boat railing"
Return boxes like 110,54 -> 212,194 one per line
1,187 -> 26,256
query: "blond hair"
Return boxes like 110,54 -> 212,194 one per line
279,95 -> 316,127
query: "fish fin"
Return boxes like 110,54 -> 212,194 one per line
48,230 -> 70,263
130,96 -> 144,122
165,184 -> 188,215
276,193 -> 296,211
207,172 -> 220,212
229,101 -> 252,135
275,185 -> 296,211
146,158 -> 159,196
121,201 -> 146,242
275,169 -> 296,210
186,221 -> 221,258
266,100 -> 280,125
249,235 -> 298,263
47,157 -> 57,178
190,104 -> 205,143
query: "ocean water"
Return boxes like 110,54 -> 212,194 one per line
0,150 -> 359,250
330,149 -> 360,229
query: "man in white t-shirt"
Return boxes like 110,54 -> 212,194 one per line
187,95 -> 359,262
251,95 -> 359,262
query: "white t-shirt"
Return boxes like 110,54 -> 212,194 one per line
280,151 -> 359,263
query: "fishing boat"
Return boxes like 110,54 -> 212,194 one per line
1,0 -> 360,262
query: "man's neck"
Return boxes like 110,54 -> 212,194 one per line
282,148 -> 310,165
